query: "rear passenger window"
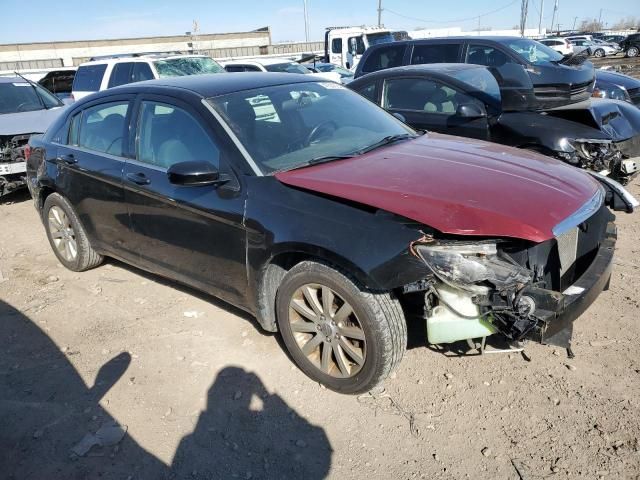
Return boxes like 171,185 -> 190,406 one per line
467,45 -> 514,67
355,82 -> 378,103
411,44 -> 461,64
137,101 -> 219,169
361,45 -> 406,73
77,102 -> 129,156
73,64 -> 107,92
383,77 -> 475,115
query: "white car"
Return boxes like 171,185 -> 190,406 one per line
539,38 -> 574,56
220,58 -> 342,83
71,53 -> 225,100
570,40 -> 619,58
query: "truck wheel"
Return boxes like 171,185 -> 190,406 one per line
627,47 -> 639,57
43,193 -> 103,272
276,260 -> 406,394
594,49 -> 605,58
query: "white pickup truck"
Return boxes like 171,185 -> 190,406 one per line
0,76 -> 65,197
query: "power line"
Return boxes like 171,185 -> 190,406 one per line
384,0 -> 520,25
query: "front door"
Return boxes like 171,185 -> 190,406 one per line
382,76 -> 490,140
123,97 -> 248,304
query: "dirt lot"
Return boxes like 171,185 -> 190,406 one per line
593,55 -> 640,79
1,178 -> 640,479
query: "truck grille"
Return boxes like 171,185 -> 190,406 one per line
534,81 -> 593,102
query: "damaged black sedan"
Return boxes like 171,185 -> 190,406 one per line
27,74 -> 636,393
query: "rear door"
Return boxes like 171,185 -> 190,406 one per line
54,95 -> 135,258
122,95 -> 248,303
381,76 -> 490,140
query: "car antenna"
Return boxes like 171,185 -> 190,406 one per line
13,70 -> 50,110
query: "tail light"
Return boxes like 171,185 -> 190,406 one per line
24,144 -> 31,162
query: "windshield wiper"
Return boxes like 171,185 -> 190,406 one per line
13,70 -> 50,110
357,134 -> 415,155
272,154 -> 356,174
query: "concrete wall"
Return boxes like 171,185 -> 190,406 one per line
408,27 -> 548,39
0,29 -> 272,70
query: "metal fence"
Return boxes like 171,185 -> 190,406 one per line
0,58 -> 63,71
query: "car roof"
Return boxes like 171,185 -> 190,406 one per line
79,54 -> 211,66
354,63 -> 486,79
386,36 -> 527,46
104,72 -> 318,98
223,57 -> 297,66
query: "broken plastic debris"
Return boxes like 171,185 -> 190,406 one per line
70,421 -> 127,457
183,311 -> 203,318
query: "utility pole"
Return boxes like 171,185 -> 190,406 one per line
520,0 -> 529,37
538,0 -> 544,35
377,0 -> 383,27
549,0 -> 559,33
303,0 -> 310,42
598,8 -> 602,28
572,16 -> 578,30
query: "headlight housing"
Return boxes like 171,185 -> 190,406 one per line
416,242 -> 532,293
592,84 -> 631,103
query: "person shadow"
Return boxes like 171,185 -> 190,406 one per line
0,299 -> 332,479
171,367 -> 333,479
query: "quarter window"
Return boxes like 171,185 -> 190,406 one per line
77,102 -> 129,156
136,101 -> 219,169
356,82 -> 378,102
383,77 -> 476,115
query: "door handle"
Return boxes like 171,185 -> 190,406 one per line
126,172 -> 151,185
56,153 -> 76,165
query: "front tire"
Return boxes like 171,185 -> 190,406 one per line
276,260 -> 406,394
594,49 -> 605,58
627,47 -> 639,58
43,193 -> 103,272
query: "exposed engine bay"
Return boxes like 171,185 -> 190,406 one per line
0,134 -> 30,197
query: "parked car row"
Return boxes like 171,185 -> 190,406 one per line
8,34 -> 640,394
351,36 -> 640,184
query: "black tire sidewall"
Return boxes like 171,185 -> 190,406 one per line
43,194 -> 88,271
276,263 -> 387,394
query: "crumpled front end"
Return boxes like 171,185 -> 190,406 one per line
410,189 -> 617,349
0,134 -> 30,197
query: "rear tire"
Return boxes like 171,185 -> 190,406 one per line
276,260 -> 406,394
627,47 -> 639,58
43,193 -> 103,272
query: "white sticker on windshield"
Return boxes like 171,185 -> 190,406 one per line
12,83 -> 31,87
319,82 -> 345,90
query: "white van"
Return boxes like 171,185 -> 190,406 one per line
324,26 -> 395,70
71,53 -> 225,100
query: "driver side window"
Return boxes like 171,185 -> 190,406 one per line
383,77 -> 477,115
136,101 -> 220,169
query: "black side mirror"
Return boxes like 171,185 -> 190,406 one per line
392,112 -> 407,123
167,161 -> 229,186
456,103 -> 487,119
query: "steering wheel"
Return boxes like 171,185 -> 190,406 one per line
305,121 -> 338,146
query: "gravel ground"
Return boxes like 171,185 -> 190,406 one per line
1,177 -> 640,479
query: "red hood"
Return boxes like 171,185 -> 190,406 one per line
275,133 -> 601,243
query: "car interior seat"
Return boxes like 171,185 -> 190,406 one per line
468,49 -> 488,66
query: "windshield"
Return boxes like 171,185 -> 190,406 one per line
264,63 -> 312,74
504,39 -> 564,64
154,57 -> 224,77
451,68 -> 501,105
366,32 -> 395,47
208,82 -> 414,174
0,81 -> 62,114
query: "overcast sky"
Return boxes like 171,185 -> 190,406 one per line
1,0 -> 638,44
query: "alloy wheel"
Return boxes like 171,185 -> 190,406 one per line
48,206 -> 78,262
594,49 -> 605,57
288,283 -> 366,378
628,47 -> 639,57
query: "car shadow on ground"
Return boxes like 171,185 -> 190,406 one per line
0,188 -> 31,205
0,300 -> 333,479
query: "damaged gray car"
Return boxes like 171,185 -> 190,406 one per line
0,76 -> 65,197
